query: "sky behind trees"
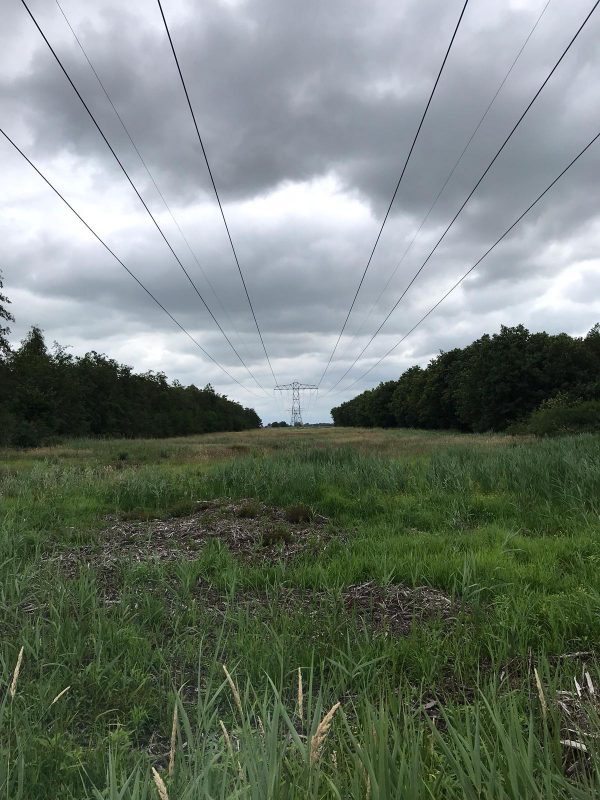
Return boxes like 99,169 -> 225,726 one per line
2,0 -> 600,422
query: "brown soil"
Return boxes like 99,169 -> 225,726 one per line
51,499 -> 460,639
58,498 -> 333,577
343,580 -> 459,635
555,670 -> 600,776
184,580 -> 460,642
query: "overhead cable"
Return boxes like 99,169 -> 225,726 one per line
317,0 -> 471,387
20,0 -> 268,395
0,126 -> 259,396
340,0 -> 552,361
332,125 -> 600,395
324,0 -> 599,393
55,0 -> 255,371
156,0 -> 279,387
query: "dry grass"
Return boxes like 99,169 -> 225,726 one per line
310,701 -> 341,764
193,427 -> 519,460
534,666 -> 547,722
9,646 -> 24,699
168,700 -> 178,778
343,581 -> 459,635
223,665 -> 244,718
297,667 -> 303,723
151,767 -> 169,800
50,686 -> 70,706
56,498 -> 336,583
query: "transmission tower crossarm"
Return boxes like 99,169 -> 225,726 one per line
274,382 -> 318,426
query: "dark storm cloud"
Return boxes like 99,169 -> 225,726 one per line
1,0 -> 600,421
4,0 -> 598,211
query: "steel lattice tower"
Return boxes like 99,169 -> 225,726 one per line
275,382 -> 318,426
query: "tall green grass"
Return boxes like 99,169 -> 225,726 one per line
0,431 -> 599,797
3,641 -> 599,798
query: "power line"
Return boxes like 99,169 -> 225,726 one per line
20,0 -> 268,395
324,0 -> 599,394
317,0 -> 471,387
331,125 -> 600,397
340,0 -> 552,362
0,125 -> 259,396
156,0 -> 279,388
54,0 -> 256,372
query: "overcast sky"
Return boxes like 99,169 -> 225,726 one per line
1,0 -> 599,423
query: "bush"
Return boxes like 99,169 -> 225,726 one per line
520,400 -> 600,436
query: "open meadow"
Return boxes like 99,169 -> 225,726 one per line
1,427 -> 600,798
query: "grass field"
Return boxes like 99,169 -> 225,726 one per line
1,427 -> 600,798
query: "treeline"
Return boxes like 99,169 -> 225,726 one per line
0,327 -> 261,446
0,275 -> 261,446
331,324 -> 600,433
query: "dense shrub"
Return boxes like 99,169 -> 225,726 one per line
517,399 -> 600,436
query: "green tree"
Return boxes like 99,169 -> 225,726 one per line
1,323 -> 261,446
9,327 -> 57,445
389,366 -> 426,427
331,323 -> 600,433
0,272 -> 16,442
0,270 -> 14,359
417,349 -> 462,429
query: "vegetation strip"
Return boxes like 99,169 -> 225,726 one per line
1,428 -> 599,797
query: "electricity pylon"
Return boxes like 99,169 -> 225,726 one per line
275,382 -> 318,426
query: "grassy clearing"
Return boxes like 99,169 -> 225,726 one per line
1,428 -> 600,797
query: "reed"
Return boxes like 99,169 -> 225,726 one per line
168,699 -> 178,777
151,767 -> 169,800
223,664 -> 244,717
9,646 -> 23,699
310,702 -> 341,764
297,667 -> 303,724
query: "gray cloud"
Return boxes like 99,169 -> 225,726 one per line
1,0 -> 600,422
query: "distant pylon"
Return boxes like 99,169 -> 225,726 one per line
274,381 -> 318,426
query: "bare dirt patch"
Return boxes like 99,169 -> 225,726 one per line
53,501 -> 459,639
58,498 -> 334,576
554,670 -> 600,776
197,580 -> 460,638
343,580 -> 459,635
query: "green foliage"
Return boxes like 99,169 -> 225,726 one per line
1,424 -> 600,796
332,324 -> 600,432
0,269 -> 14,359
517,399 -> 600,436
0,272 -> 16,443
0,326 -> 260,446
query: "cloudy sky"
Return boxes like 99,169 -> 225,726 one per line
1,0 -> 599,423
